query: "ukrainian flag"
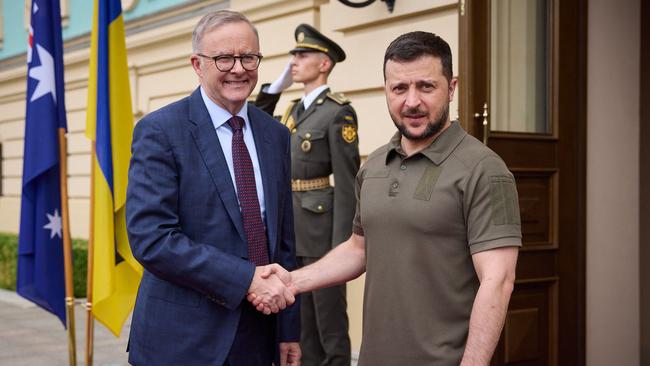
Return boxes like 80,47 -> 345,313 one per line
85,0 -> 142,337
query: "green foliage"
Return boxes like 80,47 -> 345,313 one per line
0,233 -> 18,291
0,233 -> 88,298
72,238 -> 88,298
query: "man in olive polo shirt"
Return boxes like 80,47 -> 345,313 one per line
252,31 -> 521,365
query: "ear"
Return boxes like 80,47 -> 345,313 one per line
191,55 -> 203,77
319,56 -> 333,74
448,77 -> 458,102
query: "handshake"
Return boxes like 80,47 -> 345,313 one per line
247,264 -> 299,315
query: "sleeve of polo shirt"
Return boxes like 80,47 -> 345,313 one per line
464,155 -> 522,254
352,165 -> 365,236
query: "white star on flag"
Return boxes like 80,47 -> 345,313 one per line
43,209 -> 62,239
28,44 -> 56,103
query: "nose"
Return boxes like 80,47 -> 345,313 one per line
404,87 -> 421,109
229,58 -> 246,74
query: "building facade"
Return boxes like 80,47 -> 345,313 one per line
0,0 -> 647,364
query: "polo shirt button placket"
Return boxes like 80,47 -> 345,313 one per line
389,180 -> 400,196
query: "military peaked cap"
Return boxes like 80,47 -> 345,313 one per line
290,23 -> 346,63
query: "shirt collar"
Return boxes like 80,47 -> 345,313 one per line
200,86 -> 250,130
302,84 -> 329,109
385,120 -> 466,165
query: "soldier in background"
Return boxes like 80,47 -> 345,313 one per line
255,23 -> 359,366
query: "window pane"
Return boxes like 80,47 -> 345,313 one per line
490,0 -> 549,133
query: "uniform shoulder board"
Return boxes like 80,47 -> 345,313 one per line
326,92 -> 350,105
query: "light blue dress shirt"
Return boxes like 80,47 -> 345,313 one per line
200,87 -> 266,221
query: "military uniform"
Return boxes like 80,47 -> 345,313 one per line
255,87 -> 359,366
254,23 -> 359,366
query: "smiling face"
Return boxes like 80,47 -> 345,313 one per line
384,55 -> 457,143
190,21 -> 259,115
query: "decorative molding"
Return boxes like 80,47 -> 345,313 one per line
129,64 -> 143,118
122,0 -> 139,12
135,53 -> 189,75
0,90 -> 27,105
234,0 -> 321,23
121,1 -> 228,38
61,0 -> 69,27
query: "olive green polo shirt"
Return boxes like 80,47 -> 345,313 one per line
353,121 -> 522,365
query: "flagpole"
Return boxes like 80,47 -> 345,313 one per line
85,143 -> 96,366
58,128 -> 77,366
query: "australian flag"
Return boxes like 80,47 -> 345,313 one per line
17,0 -> 68,325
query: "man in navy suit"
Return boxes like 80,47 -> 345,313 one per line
126,10 -> 300,366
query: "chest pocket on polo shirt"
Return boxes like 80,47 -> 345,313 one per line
362,167 -> 391,197
297,130 -> 328,162
364,167 -> 390,179
413,165 -> 443,201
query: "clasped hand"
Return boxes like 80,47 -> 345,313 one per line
247,264 -> 296,314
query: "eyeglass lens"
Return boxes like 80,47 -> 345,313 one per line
215,55 -> 261,71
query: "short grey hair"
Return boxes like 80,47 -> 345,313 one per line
191,10 -> 259,53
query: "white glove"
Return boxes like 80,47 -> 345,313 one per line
266,61 -> 293,94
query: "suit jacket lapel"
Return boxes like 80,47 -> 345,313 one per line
188,88 -> 247,245
294,88 -> 329,128
249,105 -> 279,260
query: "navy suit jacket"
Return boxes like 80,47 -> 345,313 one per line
126,87 -> 299,365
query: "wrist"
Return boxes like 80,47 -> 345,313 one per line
289,270 -> 308,294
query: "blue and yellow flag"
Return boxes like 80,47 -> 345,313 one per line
85,0 -> 142,337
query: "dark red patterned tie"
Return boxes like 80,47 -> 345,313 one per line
228,116 -> 269,266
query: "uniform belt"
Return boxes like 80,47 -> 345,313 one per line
292,177 -> 330,192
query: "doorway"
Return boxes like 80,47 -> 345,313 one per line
459,0 -> 587,364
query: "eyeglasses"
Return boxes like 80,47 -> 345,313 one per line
196,53 -> 263,72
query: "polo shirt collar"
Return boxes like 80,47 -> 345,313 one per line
385,120 -> 466,165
